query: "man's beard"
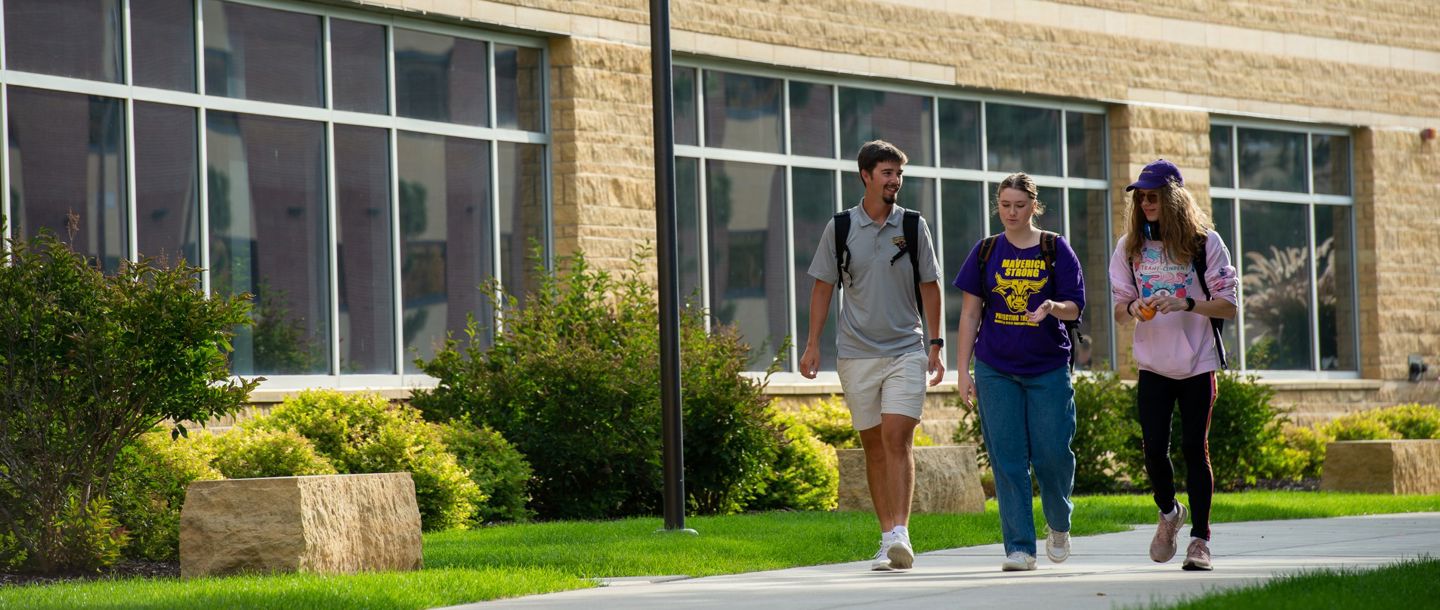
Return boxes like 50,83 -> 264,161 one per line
882,191 -> 897,205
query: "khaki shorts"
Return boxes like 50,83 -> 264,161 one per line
835,350 -> 927,430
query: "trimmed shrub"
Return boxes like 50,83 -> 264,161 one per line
1070,371 -> 1142,493
791,395 -> 937,450
0,230 -> 256,573
748,413 -> 839,512
107,431 -> 222,561
433,421 -> 533,524
247,390 -> 482,531
1323,413 -> 1401,441
211,428 -> 337,480
1258,423 -> 1329,481
1369,403 -> 1440,439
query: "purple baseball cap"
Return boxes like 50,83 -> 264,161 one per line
1125,159 -> 1184,191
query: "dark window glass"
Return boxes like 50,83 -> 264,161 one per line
203,0 -> 323,107
498,141 -> 547,303
1210,125 -> 1234,188
1312,134 -> 1351,196
1068,188 -> 1111,370
677,157 -> 702,301
707,160 -> 788,370
7,87 -> 127,273
397,132 -> 492,371
394,29 -> 488,126
986,103 -> 1061,175
5,0 -> 123,83
1066,112 -> 1106,179
330,19 -> 388,114
1238,128 -> 1306,193
1239,200 -> 1311,370
335,125 -> 395,374
793,168 -> 837,371
132,0 -> 196,91
939,99 -> 980,170
495,45 -> 543,131
1315,205 -> 1357,371
941,180 -> 985,367
135,102 -> 199,266
207,111 -> 330,375
674,67 -> 698,146
704,71 -> 783,153
839,88 -> 933,166
789,81 -> 834,158
1210,197 -> 1240,364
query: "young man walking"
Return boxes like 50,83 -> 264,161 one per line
800,140 -> 945,571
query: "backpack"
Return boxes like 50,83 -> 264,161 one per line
977,231 -> 1087,372
834,208 -> 923,316
1127,233 -> 1228,369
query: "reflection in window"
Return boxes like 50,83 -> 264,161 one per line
1210,125 -> 1233,188
676,157 -> 703,302
707,160 -> 788,370
498,141 -> 548,302
941,180 -> 985,366
335,125 -> 395,374
135,102 -> 200,266
1315,205 -> 1357,371
132,0 -> 197,92
397,132 -> 493,372
704,71 -> 783,153
1066,112 -> 1106,179
495,45 -> 544,131
4,0 -> 123,83
1068,189 -> 1111,369
793,168 -> 838,371
789,81 -> 834,158
839,88 -> 933,165
204,0 -> 324,107
674,67 -> 698,146
1239,201 -> 1312,370
395,29 -> 489,126
939,99 -> 980,170
331,19 -> 388,114
1312,135 -> 1351,196
1238,128 -> 1306,193
207,112 -> 330,375
986,103 -> 1061,175
7,87 -> 128,273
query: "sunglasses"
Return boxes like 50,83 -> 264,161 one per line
1136,191 -> 1161,204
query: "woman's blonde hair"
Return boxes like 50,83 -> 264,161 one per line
993,173 -> 1045,225
1123,183 -> 1209,265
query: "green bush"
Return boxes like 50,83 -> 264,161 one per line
0,230 -> 256,573
248,390 -> 482,531
433,421 -> 533,524
412,252 -> 789,519
1258,423 -> 1329,481
1369,403 -> 1440,439
211,428 -> 337,480
53,494 -> 126,574
1323,413 -> 1401,441
107,431 -> 222,561
792,395 -> 936,450
747,413 -> 838,512
1128,371 -> 1286,490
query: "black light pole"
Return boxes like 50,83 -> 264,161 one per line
651,0 -> 693,534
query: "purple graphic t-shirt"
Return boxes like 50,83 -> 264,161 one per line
953,234 -> 1086,376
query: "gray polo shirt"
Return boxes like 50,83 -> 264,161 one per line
808,204 -> 941,359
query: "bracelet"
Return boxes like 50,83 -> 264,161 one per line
1128,299 -> 1138,317
1185,297 -> 1196,312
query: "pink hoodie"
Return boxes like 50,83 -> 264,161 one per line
1108,231 -> 1239,379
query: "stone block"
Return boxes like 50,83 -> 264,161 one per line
180,473 -> 423,578
1320,440 -> 1440,495
837,445 -> 984,514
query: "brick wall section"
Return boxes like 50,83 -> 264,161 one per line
1106,104 -> 1212,377
1049,0 -> 1440,53
548,37 -> 658,271
1357,129 -> 1440,380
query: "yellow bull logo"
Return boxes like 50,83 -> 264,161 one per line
992,273 -> 1048,313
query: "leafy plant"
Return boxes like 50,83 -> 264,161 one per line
211,428 -> 337,480
0,229 -> 256,573
107,431 -> 223,561
433,421 -> 533,524
747,412 -> 838,512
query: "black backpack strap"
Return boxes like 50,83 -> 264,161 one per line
903,210 -> 922,316
1191,233 -> 1228,369
1040,231 -> 1085,372
977,235 -> 1001,318
833,211 -> 851,288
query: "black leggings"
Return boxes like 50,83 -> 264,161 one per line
1137,370 -> 1215,540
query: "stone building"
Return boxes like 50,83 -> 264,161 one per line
3,0 -> 1436,430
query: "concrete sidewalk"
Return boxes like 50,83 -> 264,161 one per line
441,512 -> 1440,610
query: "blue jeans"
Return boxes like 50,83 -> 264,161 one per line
974,359 -> 1076,556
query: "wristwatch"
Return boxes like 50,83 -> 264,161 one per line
1185,297 -> 1196,311
928,338 -> 945,348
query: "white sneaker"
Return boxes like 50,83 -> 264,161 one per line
886,531 -> 915,570
1045,528 -> 1070,563
870,540 -> 893,571
1001,551 -> 1037,572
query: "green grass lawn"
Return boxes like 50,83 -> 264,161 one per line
1147,557 -> 1440,609
2,492 -> 1436,610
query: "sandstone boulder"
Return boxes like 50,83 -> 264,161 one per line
1320,440 -> 1440,494
837,445 -> 985,514
180,472 -> 423,578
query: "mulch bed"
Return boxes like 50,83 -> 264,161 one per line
0,560 -> 179,588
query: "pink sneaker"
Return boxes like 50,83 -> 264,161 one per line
1149,502 -> 1187,563
1182,538 -> 1212,571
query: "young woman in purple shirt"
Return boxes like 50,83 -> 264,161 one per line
1108,159 -> 1238,572
953,173 -> 1085,572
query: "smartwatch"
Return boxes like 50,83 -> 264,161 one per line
1185,297 -> 1196,312
928,338 -> 945,348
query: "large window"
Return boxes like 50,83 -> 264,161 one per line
675,64 -> 1111,374
0,0 -> 549,385
1211,122 -> 1357,374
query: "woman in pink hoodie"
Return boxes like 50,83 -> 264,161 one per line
1109,159 -> 1237,572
